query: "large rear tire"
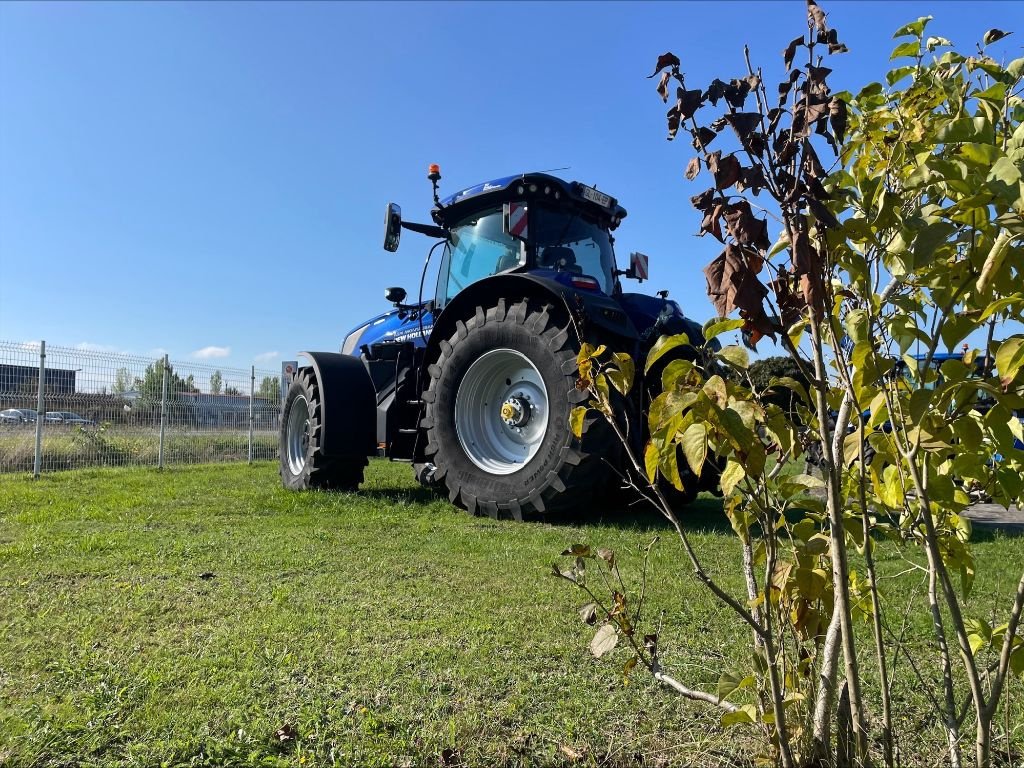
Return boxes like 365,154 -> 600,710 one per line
422,299 -> 614,519
280,368 -> 366,491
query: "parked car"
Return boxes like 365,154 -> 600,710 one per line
0,408 -> 38,425
44,411 -> 95,426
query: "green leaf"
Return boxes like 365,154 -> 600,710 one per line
590,623 -> 618,658
890,41 -> 921,60
935,117 -> 995,145
996,337 -> 1024,390
987,157 -> 1023,206
569,406 -> 588,439
703,317 -> 746,340
721,704 -> 758,727
717,345 -> 750,370
645,333 -> 693,373
717,672 -> 755,700
893,15 -> 931,39
680,423 -> 708,476
720,459 -> 745,497
886,65 -> 916,86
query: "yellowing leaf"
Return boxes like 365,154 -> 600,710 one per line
645,333 -> 693,373
720,459 -> 746,497
680,422 -> 708,476
995,336 -> 1024,391
569,407 -> 588,439
644,442 -> 660,484
718,345 -> 750,370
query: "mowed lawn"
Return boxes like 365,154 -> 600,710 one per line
1,462 -> 1022,767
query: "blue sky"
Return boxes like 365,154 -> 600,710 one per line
1,1 -> 1020,372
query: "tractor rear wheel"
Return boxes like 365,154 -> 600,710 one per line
422,299 -> 612,518
280,368 -> 366,491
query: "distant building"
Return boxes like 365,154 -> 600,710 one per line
0,364 -> 76,395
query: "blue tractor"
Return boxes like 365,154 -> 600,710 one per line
280,167 -> 720,517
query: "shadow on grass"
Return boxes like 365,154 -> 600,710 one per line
355,485 -> 732,532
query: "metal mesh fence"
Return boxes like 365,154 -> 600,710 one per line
0,341 -> 282,474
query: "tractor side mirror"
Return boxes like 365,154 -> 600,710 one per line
384,203 -> 402,252
385,286 -> 407,306
626,251 -> 649,282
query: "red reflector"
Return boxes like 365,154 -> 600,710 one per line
571,276 -> 600,290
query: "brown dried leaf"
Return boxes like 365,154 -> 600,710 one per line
707,152 -> 741,190
685,157 -> 701,180
777,140 -> 800,165
705,78 -> 730,106
677,87 -> 704,120
666,105 -> 681,141
778,70 -> 801,103
724,112 -> 762,141
745,132 -> 767,156
724,79 -> 752,109
275,724 -> 296,743
737,165 -> 768,195
700,203 -> 726,242
703,243 -> 769,318
769,274 -> 805,326
822,28 -> 849,54
691,126 -> 717,151
559,745 -> 584,762
690,188 -> 717,212
723,201 -> 770,251
807,65 -> 832,84
807,0 -> 827,33
767,107 -> 785,135
783,36 -> 805,71
802,140 -> 825,179
648,52 -> 681,78
828,97 -> 848,143
657,71 -> 671,103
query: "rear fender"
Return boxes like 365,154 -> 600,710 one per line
299,351 -> 377,458
424,273 -> 638,369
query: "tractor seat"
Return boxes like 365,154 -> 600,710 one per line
539,246 -> 582,274
495,247 -> 521,273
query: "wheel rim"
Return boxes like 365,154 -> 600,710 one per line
285,394 -> 311,476
455,348 -> 549,475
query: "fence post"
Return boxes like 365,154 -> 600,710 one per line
158,354 -> 169,469
33,340 -> 46,478
248,366 -> 255,464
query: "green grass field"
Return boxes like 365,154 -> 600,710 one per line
1,462 -> 1021,767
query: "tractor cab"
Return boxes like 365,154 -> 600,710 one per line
430,175 -> 626,307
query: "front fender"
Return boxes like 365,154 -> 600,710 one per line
299,351 -> 377,458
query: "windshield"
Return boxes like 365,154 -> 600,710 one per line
436,207 -> 522,307
532,204 -> 616,294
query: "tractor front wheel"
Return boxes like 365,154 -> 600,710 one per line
280,368 -> 366,491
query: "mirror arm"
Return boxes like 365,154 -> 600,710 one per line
401,221 -> 447,239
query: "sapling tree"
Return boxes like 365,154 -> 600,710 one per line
554,4 -> 1024,766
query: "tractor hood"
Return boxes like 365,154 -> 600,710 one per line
431,173 -> 628,230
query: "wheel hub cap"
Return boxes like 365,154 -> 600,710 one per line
500,396 -> 531,428
454,349 -> 549,475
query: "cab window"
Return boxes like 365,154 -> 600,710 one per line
435,207 -> 522,307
